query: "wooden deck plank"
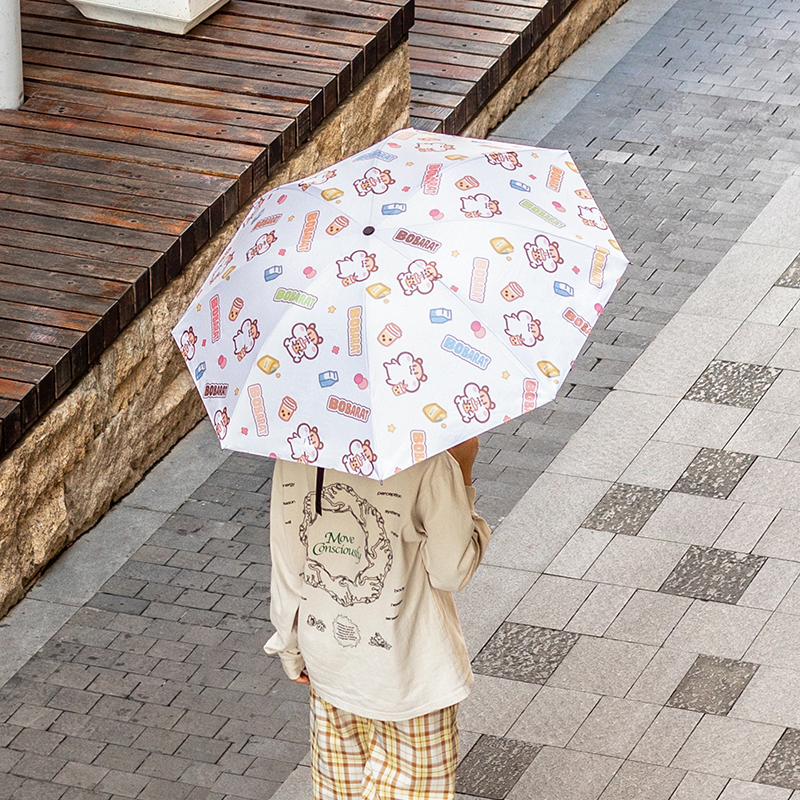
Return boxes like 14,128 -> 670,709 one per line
22,11 -> 341,114
23,34 -> 328,126
0,314 -> 92,381
0,116 -> 256,207
0,244 -> 146,317
0,227 -> 165,300
0,358 -> 55,416
0,338 -> 70,398
0,170 -> 209,224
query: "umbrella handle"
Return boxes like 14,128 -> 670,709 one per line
315,467 -> 325,516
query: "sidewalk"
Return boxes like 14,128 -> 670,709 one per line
3,0 -> 800,797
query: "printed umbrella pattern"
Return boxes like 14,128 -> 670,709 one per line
172,128 -> 629,480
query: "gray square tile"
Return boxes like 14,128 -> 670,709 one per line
665,601 -> 770,660
599,760 -> 684,800
458,676 -> 540,738
508,576 -> 595,630
605,590 -> 692,646
775,254 -> 800,289
547,636 -> 656,697
472,623 -> 579,684
661,546 -> 767,604
667,655 -> 760,716
685,361 -> 781,409
569,696 -> 659,758
506,746 -> 621,800
756,728 -> 800,791
673,448 -> 757,499
721,780 -> 792,799
630,706 -> 702,767
455,735 -> 541,800
508,686 -> 599,747
582,484 -> 669,536
673,715 -> 783,781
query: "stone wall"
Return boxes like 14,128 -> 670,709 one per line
0,42 -> 411,618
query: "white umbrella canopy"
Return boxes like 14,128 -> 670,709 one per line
173,128 -> 629,480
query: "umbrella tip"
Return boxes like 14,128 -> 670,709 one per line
363,226 -> 375,236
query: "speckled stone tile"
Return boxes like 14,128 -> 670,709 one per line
667,655 -> 759,715
673,448 -> 757,499
661,545 -> 766,604
776,255 -> 800,289
455,735 -> 541,799
756,728 -> 800,790
582,483 -> 668,536
684,361 -> 781,408
472,623 -> 579,684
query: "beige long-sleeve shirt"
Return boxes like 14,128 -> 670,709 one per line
264,453 -> 491,721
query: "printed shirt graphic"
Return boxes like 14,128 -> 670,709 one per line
300,483 -> 393,608
265,454 -> 492,721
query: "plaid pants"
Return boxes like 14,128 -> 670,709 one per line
309,687 -> 459,800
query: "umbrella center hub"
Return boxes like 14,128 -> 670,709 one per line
362,226 -> 375,236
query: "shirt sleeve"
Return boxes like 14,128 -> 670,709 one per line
263,460 -> 307,680
414,453 -> 492,592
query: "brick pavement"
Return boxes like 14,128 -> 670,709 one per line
475,0 -> 800,528
2,0 -> 800,798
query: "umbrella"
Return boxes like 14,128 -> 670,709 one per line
172,128 -> 629,480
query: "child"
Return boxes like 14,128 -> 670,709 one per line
264,437 -> 491,800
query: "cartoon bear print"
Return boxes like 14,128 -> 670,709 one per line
459,193 -> 502,219
283,322 -> 323,363
299,169 -> 337,191
179,326 -> 197,360
454,383 -> 495,424
485,151 -> 523,171
246,231 -> 277,261
396,259 -> 441,296
288,423 -> 324,464
524,234 -> 564,274
336,250 -> 378,286
353,167 -> 395,197
383,352 -> 427,396
504,310 -> 544,347
578,206 -> 609,230
233,318 -> 260,361
213,407 -> 230,440
342,439 -> 378,477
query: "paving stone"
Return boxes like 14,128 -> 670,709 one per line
661,545 -> 767,603
756,728 -> 800,791
667,654 -> 760,715
581,483 -> 668,535
599,759 -> 684,800
685,361 -> 782,408
673,447 -> 758,498
569,695 -> 659,758
775,254 -> 800,288
455,735 -> 540,799
673,715 -> 784,781
471,623 -> 579,684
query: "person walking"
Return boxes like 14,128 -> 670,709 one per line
265,437 -> 491,799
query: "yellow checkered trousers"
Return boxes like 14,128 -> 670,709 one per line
310,687 -> 459,800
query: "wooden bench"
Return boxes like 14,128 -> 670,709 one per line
409,0 -> 577,133
0,0 -> 582,456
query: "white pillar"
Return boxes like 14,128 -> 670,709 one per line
0,0 -> 23,110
